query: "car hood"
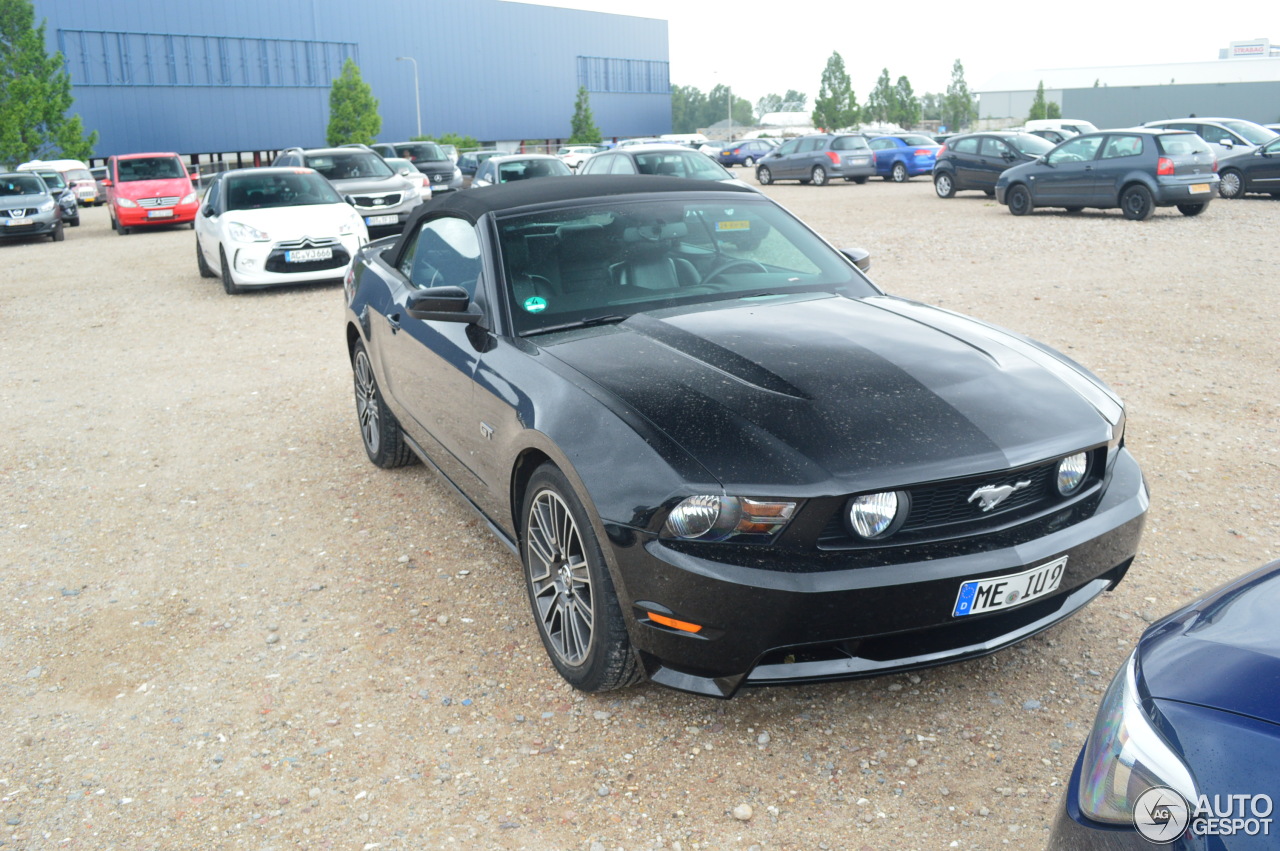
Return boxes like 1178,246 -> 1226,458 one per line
221,203 -> 360,239
114,177 -> 192,199
410,160 -> 456,178
1,192 -> 53,208
329,174 -> 415,194
540,293 -> 1118,491
1138,561 -> 1280,727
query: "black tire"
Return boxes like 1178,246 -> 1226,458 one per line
1063,206 -> 1083,213
520,463 -> 639,693
1177,203 -> 1208,217
50,221 -> 64,242
351,341 -> 415,469
1217,169 -> 1243,199
743,156 -> 755,167
811,165 -> 828,186
1120,184 -> 1154,221
219,246 -> 244,295
69,215 -> 80,227
853,176 -> 868,184
114,216 -> 129,236
983,188 -> 995,197
756,165 -> 773,186
934,172 -> 956,198
196,238 -> 217,278
1007,184 -> 1033,216
891,162 -> 909,183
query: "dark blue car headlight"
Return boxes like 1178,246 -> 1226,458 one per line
1077,650 -> 1198,825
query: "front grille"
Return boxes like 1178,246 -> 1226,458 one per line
274,237 -> 341,250
138,196 -> 179,208
352,193 -> 402,208
818,451 -> 1102,549
2,209 -> 32,218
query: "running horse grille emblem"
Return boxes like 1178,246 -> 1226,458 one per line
968,480 -> 1032,512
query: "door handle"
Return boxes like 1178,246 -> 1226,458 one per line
388,313 -> 401,334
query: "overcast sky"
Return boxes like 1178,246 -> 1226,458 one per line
519,0 -> 1260,102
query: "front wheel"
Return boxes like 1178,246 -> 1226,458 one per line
811,165 -> 828,186
351,341 -> 415,468
891,162 -> 909,183
1217,169 -> 1243,199
756,166 -> 773,186
521,464 -> 639,693
51,221 -> 65,242
934,172 -> 956,198
1177,203 -> 1208,217
1006,184 -> 1033,216
1120,184 -> 1154,221
219,246 -> 244,295
196,238 -> 217,278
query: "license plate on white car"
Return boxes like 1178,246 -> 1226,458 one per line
146,209 -> 174,218
365,214 -> 397,226
285,247 -> 333,263
952,556 -> 1067,617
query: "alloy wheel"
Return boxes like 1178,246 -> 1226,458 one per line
353,350 -> 380,455
526,489 -> 594,665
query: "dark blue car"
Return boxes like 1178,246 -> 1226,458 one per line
1049,559 -> 1280,849
717,139 -> 776,168
869,134 -> 942,182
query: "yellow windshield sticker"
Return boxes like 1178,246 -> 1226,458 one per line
715,220 -> 750,232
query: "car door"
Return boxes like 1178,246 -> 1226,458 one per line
1094,134 -> 1147,204
976,137 -> 1017,190
769,138 -> 801,178
377,214 -> 489,495
194,174 -> 224,270
1032,135 -> 1103,205
1244,137 -> 1280,192
947,136 -> 982,188
869,138 -> 896,175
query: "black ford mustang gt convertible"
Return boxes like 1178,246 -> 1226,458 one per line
342,175 -> 1147,698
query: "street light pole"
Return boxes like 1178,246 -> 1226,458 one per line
727,84 -> 733,142
396,56 -> 421,138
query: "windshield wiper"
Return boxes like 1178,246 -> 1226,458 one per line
522,314 -> 629,336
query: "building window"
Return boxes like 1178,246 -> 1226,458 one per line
577,56 -> 669,94
55,29 -> 357,88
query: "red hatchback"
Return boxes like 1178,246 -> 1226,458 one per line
104,152 -> 199,234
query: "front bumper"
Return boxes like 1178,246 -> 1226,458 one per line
0,210 -> 60,238
355,204 -> 419,238
608,449 -> 1147,698
225,234 -> 365,287
117,201 -> 199,228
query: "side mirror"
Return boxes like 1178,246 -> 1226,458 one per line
840,248 -> 872,272
1003,151 -> 1017,161
1220,138 -> 1235,149
406,285 -> 482,323
202,205 -> 216,218
344,194 -> 357,206
101,178 -> 112,187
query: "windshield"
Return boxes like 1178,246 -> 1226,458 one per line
1,175 -> 46,196
35,171 -> 67,189
118,156 -> 186,181
66,168 -> 93,182
632,151 -> 732,180
222,171 -> 343,211
899,135 -> 937,146
393,143 -> 449,163
304,151 -> 393,179
1008,134 -> 1055,155
1220,120 -> 1278,145
496,159 -> 572,182
497,197 -> 879,336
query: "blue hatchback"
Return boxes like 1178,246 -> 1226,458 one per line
1049,559 -> 1280,849
869,134 -> 942,182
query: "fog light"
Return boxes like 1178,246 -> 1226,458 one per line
848,491 -> 905,539
1057,452 -> 1088,495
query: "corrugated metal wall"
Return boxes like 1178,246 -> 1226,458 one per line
980,83 -> 1280,129
31,0 -> 672,156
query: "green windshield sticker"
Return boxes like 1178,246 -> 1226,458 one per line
523,296 -> 548,313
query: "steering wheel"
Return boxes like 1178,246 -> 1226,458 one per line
703,259 -> 768,283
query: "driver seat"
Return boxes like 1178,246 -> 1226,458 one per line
611,222 -> 699,290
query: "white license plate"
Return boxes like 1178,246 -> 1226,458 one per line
1189,184 -> 1211,194
365,214 -> 398,226
952,556 -> 1067,617
146,209 -> 174,218
285,247 -> 333,263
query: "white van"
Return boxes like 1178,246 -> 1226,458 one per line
17,159 -> 100,206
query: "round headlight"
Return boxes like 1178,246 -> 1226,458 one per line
1056,452 -> 1088,495
848,491 -> 904,539
665,495 -> 731,539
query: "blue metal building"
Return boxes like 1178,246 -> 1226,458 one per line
30,0 -> 671,158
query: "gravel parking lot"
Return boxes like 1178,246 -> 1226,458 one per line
2,177 -> 1277,851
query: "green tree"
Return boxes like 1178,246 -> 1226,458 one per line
811,52 -> 858,131
755,93 -> 783,121
1046,101 -> 1061,119
705,84 -> 752,132
0,0 -> 97,165
326,58 -> 381,146
670,84 -> 707,134
941,59 -> 977,132
414,132 -> 480,151
892,76 -> 921,129
782,89 -> 807,111
568,86 -> 601,143
1028,80 -> 1048,121
920,92 -> 942,121
865,68 -> 896,125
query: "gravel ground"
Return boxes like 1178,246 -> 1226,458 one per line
1,177 -> 1277,851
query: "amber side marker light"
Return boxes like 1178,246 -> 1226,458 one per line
648,613 -> 703,634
